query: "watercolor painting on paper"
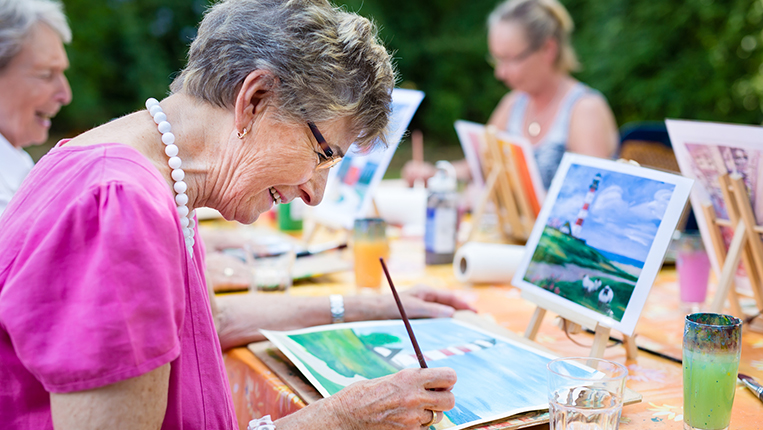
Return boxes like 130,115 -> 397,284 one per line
262,318 -> 594,430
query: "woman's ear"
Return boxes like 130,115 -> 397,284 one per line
234,70 -> 277,135
541,37 -> 559,68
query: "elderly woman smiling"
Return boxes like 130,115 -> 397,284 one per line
0,0 -> 460,429
0,0 -> 71,216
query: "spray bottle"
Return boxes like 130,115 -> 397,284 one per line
425,160 -> 458,265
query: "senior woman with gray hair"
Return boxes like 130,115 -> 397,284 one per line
0,0 -> 459,429
0,0 -> 71,216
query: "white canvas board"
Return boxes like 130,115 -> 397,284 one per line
454,120 -> 488,188
262,318 -> 597,430
312,89 -> 425,230
665,119 -> 763,281
512,153 -> 693,336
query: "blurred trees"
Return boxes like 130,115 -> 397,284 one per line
54,0 -> 763,145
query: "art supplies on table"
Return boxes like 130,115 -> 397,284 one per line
511,153 -> 692,358
453,242 -> 525,284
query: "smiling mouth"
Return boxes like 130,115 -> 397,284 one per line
269,187 -> 282,205
35,112 -> 54,126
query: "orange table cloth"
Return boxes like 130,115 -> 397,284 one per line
223,237 -> 763,429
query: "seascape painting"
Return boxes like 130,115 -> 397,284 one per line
513,153 -> 693,336
523,164 -> 675,321
263,318 -> 595,430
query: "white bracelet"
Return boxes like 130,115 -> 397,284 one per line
330,294 -> 345,324
247,415 -> 275,430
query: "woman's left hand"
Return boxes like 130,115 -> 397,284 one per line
345,285 -> 476,322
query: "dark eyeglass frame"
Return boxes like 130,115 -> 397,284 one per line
307,121 -> 342,170
486,45 -> 537,68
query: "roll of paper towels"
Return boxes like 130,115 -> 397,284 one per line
453,242 -> 526,284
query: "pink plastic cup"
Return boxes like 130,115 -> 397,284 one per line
675,231 -> 710,312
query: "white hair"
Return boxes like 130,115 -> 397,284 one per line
0,0 -> 71,71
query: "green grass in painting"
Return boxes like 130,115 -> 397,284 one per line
524,226 -> 638,321
290,329 -> 400,382
530,226 -> 638,282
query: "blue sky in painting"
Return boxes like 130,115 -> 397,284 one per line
351,319 -> 568,425
547,164 -> 676,262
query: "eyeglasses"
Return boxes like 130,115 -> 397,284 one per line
307,121 -> 343,170
486,45 -> 536,68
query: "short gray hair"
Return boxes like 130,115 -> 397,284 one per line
0,0 -> 71,71
488,0 -> 579,73
170,0 -> 396,149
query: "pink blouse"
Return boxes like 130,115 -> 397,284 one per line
0,143 -> 237,429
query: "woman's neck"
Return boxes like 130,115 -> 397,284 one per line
527,73 -> 570,110
146,94 -> 233,211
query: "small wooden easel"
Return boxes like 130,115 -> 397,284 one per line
522,297 -> 639,360
468,125 -> 537,242
705,173 -> 763,330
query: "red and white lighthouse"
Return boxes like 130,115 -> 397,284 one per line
571,173 -> 602,237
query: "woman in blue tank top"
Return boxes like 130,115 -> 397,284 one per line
403,0 -> 619,190
486,0 -> 618,188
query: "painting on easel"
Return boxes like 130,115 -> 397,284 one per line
262,318 -> 597,430
512,153 -> 693,336
666,119 -> 763,297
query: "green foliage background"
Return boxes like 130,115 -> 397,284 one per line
52,0 -> 763,147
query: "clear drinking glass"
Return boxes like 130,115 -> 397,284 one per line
248,244 -> 296,293
547,357 -> 628,430
353,218 -> 389,290
683,313 -> 742,430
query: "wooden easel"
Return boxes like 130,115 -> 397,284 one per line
522,295 -> 639,360
705,173 -> 763,330
468,126 -> 536,242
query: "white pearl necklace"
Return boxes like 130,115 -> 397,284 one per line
145,98 -> 195,257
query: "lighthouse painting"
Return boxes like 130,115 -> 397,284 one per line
512,154 -> 693,335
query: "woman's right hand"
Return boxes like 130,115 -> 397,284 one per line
276,367 -> 457,429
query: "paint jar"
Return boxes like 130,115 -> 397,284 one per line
353,218 -> 389,290
278,200 -> 306,232
425,161 -> 458,265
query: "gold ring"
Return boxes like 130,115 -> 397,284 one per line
422,410 -> 437,427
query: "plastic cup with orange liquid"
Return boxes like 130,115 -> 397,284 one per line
353,218 -> 390,290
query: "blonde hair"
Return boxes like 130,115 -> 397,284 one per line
488,0 -> 579,73
0,0 -> 71,71
170,0 -> 396,149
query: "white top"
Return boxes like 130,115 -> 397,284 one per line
0,133 -> 35,217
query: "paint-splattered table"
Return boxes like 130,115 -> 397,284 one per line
222,235 -> 763,429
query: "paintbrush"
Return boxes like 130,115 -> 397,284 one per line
380,257 -> 428,368
738,373 -> 763,403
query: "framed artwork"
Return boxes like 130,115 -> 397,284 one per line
262,318 -> 597,430
512,153 -> 693,336
312,88 -> 425,230
666,119 -> 763,285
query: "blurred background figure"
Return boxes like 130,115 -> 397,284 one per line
403,0 -> 618,189
0,0 -> 71,217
